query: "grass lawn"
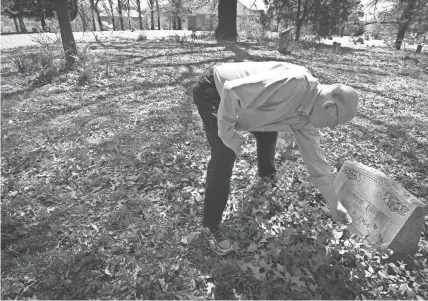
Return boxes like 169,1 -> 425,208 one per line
1,35 -> 428,300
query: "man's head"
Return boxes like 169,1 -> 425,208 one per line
308,83 -> 359,128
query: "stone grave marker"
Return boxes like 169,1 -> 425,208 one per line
333,161 -> 427,254
332,42 -> 341,54
278,28 -> 292,54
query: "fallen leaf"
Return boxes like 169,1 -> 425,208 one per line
290,275 -> 306,291
333,230 -> 343,239
272,269 -> 287,280
8,191 -> 18,197
159,262 -> 166,273
247,242 -> 258,253
159,278 -> 168,292
104,267 -> 112,276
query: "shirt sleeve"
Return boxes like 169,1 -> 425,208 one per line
292,125 -> 334,190
217,71 -> 299,151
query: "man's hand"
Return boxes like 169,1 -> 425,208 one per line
318,183 -> 352,224
326,198 -> 352,224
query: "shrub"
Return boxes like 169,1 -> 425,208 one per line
11,54 -> 31,73
35,65 -> 59,85
137,32 -> 147,41
11,51 -> 56,75
77,69 -> 90,86
75,44 -> 94,85
354,24 -> 365,37
37,52 -> 54,69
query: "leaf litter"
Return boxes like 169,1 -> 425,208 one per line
1,38 -> 427,300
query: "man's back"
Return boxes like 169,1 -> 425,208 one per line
212,61 -> 311,94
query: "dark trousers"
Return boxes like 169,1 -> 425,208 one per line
192,66 -> 278,227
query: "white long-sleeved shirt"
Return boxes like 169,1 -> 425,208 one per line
213,61 -> 334,189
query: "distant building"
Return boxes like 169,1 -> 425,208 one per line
184,0 -> 261,31
99,9 -> 143,30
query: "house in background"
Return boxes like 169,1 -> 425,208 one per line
99,9 -> 144,30
101,0 -> 262,32
184,0 -> 261,31
0,0 -> 262,33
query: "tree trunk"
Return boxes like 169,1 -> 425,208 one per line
118,0 -> 124,30
149,0 -> 155,30
90,0 -> 97,31
13,17 -> 20,32
68,0 -> 79,21
294,0 -> 308,41
68,0 -> 78,21
156,0 -> 160,30
395,0 -> 417,50
94,0 -> 104,31
136,0 -> 143,29
108,0 -> 116,31
55,0 -> 78,68
313,0 -> 321,36
170,0 -> 182,30
215,0 -> 238,41
295,0 -> 302,40
177,16 -> 182,30
18,16 -> 26,32
78,3 -> 86,32
128,0 -> 132,29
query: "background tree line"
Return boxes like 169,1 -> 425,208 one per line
1,0 -> 218,33
260,0 -> 427,49
1,0 -> 426,67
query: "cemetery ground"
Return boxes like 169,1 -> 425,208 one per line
1,34 -> 428,300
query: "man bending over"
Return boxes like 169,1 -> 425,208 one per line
192,61 -> 359,255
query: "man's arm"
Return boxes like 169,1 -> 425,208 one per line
292,125 -> 352,224
218,71 -> 300,155
217,80 -> 244,156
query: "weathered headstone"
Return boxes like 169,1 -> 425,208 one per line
278,28 -> 292,54
416,44 -> 423,53
332,42 -> 341,54
333,161 -> 427,254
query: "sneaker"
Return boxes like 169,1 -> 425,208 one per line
202,225 -> 233,255
280,148 -> 300,162
278,140 -> 300,162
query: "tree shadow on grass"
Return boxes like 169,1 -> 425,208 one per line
2,39 -> 427,300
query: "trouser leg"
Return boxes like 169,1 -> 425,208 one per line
252,131 -> 278,177
192,74 -> 236,227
